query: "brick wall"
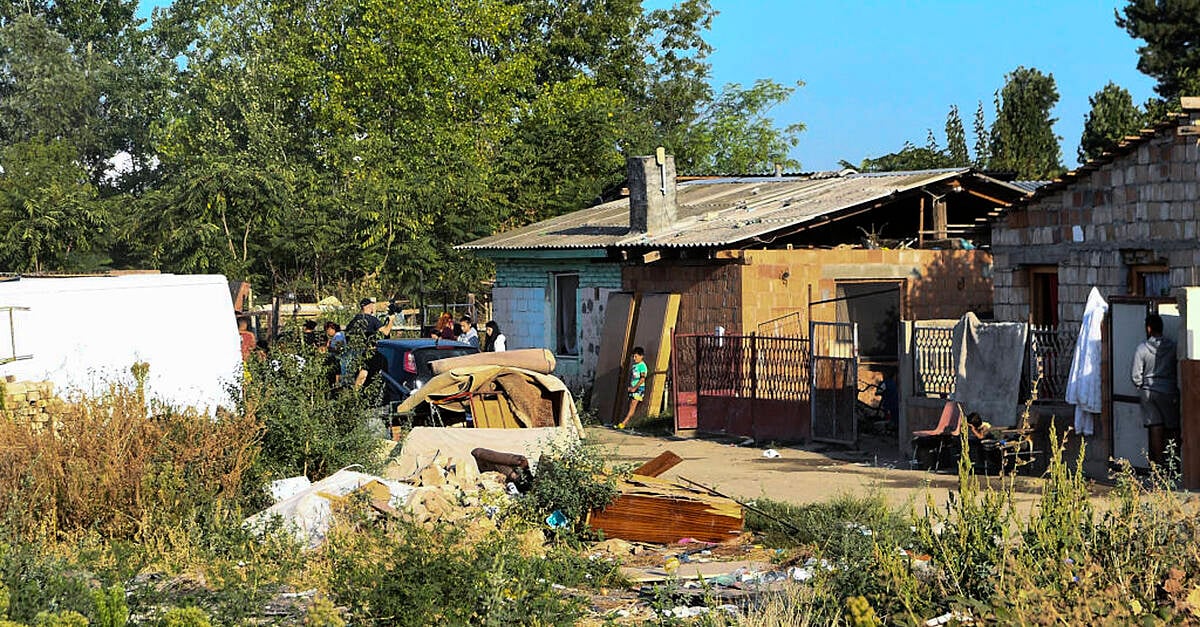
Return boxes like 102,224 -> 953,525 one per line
993,127 -> 1200,327
742,249 -> 993,332
622,262 -> 743,336
492,259 -> 623,392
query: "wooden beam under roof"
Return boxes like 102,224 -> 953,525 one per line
965,189 -> 1013,207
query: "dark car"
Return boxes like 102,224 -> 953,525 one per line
372,338 -> 478,405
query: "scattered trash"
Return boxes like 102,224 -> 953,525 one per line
244,469 -> 416,549
546,510 -> 569,529
587,474 -> 743,544
926,610 -> 975,625
844,521 -> 873,536
657,605 -> 738,619
269,476 -> 312,503
762,449 -> 781,459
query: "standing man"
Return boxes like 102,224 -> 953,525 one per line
1132,313 -> 1180,466
237,316 -> 257,361
615,346 -> 647,430
457,315 -> 480,348
345,298 -> 394,343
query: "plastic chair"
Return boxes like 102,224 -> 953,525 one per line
911,401 -> 963,471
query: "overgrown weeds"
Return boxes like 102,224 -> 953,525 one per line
737,426 -> 1200,625
0,380 -> 260,542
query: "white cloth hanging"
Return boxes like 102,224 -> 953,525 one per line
1065,288 -> 1108,436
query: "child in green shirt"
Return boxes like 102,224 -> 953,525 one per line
616,346 -> 647,429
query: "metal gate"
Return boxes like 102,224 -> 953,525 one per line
810,321 -> 858,444
671,333 -> 701,430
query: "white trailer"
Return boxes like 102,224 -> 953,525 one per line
0,274 -> 242,412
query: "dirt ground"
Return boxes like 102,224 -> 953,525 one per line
587,426 -> 1110,515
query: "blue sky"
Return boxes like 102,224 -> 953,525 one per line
137,0 -> 1157,171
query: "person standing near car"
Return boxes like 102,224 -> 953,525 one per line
431,312 -> 457,340
457,315 -> 480,348
345,298 -> 394,343
1131,313 -> 1179,466
482,321 -> 506,352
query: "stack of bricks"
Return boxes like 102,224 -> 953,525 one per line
1,376 -> 66,432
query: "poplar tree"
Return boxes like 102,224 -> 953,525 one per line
1078,82 -> 1144,162
945,104 -> 970,166
989,67 -> 1063,179
1117,0 -> 1200,101
972,101 -> 991,169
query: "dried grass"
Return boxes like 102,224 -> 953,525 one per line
0,383 -> 261,541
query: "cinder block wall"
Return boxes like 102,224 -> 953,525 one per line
493,260 -> 622,392
741,249 -> 993,332
993,128 -> 1200,327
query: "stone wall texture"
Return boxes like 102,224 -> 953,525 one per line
992,126 -> 1200,327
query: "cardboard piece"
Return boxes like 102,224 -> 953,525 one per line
593,292 -> 637,424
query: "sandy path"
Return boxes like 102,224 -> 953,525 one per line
587,427 -> 1104,514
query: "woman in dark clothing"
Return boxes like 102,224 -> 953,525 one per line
482,321 -> 506,352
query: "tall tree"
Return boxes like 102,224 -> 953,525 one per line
972,101 -> 991,168
1116,0 -> 1200,101
1078,82 -> 1144,162
855,141 -> 953,173
945,105 -> 970,166
989,67 -> 1063,179
687,79 -> 805,175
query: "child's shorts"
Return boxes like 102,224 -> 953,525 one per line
629,391 -> 644,402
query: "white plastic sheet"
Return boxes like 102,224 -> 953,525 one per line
244,469 -> 416,548
0,274 -> 242,411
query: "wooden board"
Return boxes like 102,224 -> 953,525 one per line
592,292 -> 637,424
632,451 -> 683,478
587,474 -> 743,544
1182,360 -> 1200,489
628,293 -> 680,422
469,393 -> 521,429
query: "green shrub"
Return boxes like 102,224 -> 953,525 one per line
239,344 -> 383,481
158,607 -> 211,627
325,516 -> 593,625
515,441 -> 623,538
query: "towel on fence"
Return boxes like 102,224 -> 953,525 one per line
951,312 -> 1029,427
1065,288 -> 1107,436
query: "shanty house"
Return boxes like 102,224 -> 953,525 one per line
463,156 -> 1032,441
990,97 -> 1200,475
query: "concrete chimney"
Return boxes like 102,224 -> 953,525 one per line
628,152 -> 677,234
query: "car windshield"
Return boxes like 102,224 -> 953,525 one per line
414,347 -> 477,381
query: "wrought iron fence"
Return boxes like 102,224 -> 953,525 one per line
695,334 -> 810,401
910,322 -> 1076,402
1025,325 -> 1076,402
912,324 -> 955,397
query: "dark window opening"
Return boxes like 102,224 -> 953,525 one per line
835,281 -> 901,362
554,273 -> 579,356
1029,268 -> 1058,326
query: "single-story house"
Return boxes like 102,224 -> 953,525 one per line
990,97 -> 1200,475
461,155 -> 1033,406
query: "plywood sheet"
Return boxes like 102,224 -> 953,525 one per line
587,474 -> 743,544
1181,360 -> 1200,489
629,293 -> 681,421
592,292 -> 636,424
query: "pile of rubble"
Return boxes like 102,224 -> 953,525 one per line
0,377 -> 66,431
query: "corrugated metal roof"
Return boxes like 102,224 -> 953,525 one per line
461,168 -> 1024,252
1010,180 -> 1049,193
